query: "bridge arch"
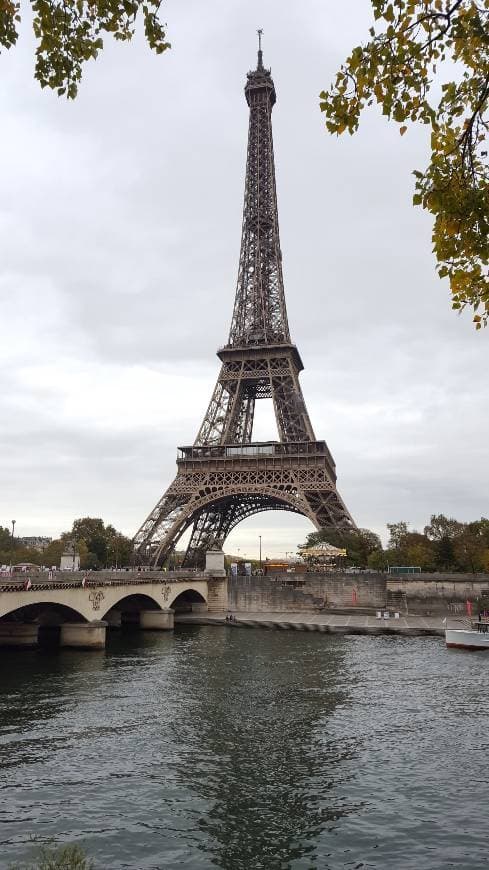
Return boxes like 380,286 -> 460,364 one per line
100,592 -> 163,621
0,601 -> 87,624
170,588 -> 207,613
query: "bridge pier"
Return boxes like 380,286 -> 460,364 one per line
207,578 -> 228,612
105,610 -> 122,629
139,609 -> 174,631
0,623 -> 39,648
60,621 -> 107,650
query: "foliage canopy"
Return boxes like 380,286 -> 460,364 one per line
320,0 -> 489,327
0,0 -> 169,98
0,517 -> 133,569
302,527 -> 383,568
380,514 -> 489,571
304,514 -> 489,573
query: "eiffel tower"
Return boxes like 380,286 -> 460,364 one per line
134,35 -> 356,567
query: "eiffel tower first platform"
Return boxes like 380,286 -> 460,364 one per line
134,37 -> 356,567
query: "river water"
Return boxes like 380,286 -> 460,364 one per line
0,626 -> 488,869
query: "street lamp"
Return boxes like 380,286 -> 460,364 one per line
259,535 -> 262,571
9,519 -> 16,572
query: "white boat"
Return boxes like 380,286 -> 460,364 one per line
446,619 -> 489,650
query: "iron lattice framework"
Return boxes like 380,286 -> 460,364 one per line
134,40 -> 356,567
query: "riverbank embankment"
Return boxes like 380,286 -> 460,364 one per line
227,571 -> 489,616
175,611 -> 450,637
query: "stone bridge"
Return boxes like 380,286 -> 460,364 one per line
0,570 -> 228,650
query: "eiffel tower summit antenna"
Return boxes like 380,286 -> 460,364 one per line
257,28 -> 264,70
133,41 -> 356,567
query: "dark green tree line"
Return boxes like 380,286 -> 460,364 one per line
0,518 -> 133,569
300,514 -> 489,573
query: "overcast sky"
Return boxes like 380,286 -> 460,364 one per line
0,0 -> 487,558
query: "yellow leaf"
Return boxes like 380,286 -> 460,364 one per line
445,220 -> 458,235
400,125 -> 407,136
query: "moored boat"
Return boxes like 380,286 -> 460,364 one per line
446,619 -> 489,650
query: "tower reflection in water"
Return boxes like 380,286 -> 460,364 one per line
171,626 -> 358,869
0,625 -> 360,869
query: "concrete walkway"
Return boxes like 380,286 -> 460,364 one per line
175,611 -> 448,637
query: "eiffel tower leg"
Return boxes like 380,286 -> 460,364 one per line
222,384 -> 256,444
303,488 -> 356,531
183,502 -> 238,568
133,482 -> 192,564
271,365 -> 315,443
195,363 -> 259,450
194,381 -> 230,447
239,393 -> 255,443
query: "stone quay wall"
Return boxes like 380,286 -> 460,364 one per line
228,573 -> 386,613
386,573 -> 489,614
229,572 -> 489,615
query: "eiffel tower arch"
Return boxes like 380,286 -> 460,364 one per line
134,38 -> 356,567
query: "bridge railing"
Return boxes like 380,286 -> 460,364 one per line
0,572 -> 208,594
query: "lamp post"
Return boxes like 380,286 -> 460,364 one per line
10,520 -> 17,573
9,519 -> 16,573
259,535 -> 262,571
